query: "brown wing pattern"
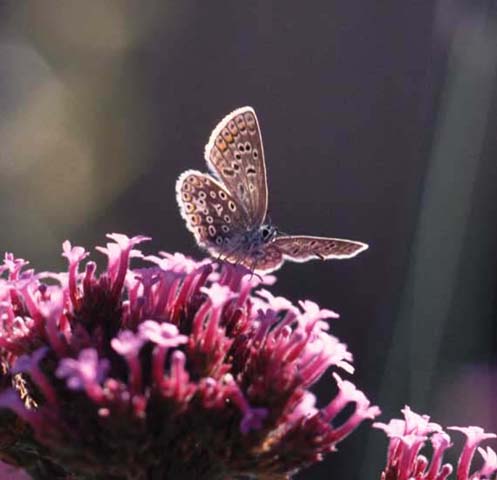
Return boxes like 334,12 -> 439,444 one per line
204,106 -> 268,227
272,236 -> 368,263
176,170 -> 247,255
237,244 -> 284,273
254,245 -> 284,272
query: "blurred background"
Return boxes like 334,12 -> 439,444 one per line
1,1 -> 497,478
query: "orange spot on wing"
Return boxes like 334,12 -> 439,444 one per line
222,130 -> 234,143
216,137 -> 228,152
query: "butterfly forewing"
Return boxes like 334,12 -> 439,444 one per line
176,170 -> 247,255
271,236 -> 368,263
204,106 -> 268,227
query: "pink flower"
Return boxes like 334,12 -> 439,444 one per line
448,426 -> 497,480
375,407 -> 497,480
56,348 -> 110,402
138,320 -> 187,348
0,234 -> 378,479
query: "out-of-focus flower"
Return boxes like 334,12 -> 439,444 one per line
0,234 -> 379,479
375,406 -> 497,480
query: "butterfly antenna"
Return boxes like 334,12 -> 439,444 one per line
265,214 -> 285,236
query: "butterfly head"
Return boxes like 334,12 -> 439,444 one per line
260,223 -> 277,243
238,223 -> 277,255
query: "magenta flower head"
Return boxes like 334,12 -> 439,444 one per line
0,234 -> 379,479
374,406 -> 497,480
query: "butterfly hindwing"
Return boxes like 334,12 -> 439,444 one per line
251,244 -> 284,273
176,170 -> 247,255
271,236 -> 368,263
204,106 -> 268,227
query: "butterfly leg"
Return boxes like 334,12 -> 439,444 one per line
222,247 -> 249,270
247,257 -> 260,280
226,246 -> 245,266
246,249 -> 267,280
231,250 -> 246,267
215,237 -> 243,264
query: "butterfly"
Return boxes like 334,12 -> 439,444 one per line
176,106 -> 368,273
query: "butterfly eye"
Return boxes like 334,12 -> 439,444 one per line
261,226 -> 273,241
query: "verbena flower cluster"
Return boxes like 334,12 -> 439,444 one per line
375,407 -> 497,480
0,234 -> 380,479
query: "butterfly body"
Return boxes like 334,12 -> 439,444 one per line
231,222 -> 278,262
176,106 -> 368,273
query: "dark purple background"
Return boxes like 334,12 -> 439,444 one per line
1,1 -> 497,478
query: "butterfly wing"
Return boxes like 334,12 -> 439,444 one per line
232,235 -> 367,273
176,170 -> 248,255
231,244 -> 284,273
179,107 -> 368,274
271,235 -> 368,264
204,106 -> 268,228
